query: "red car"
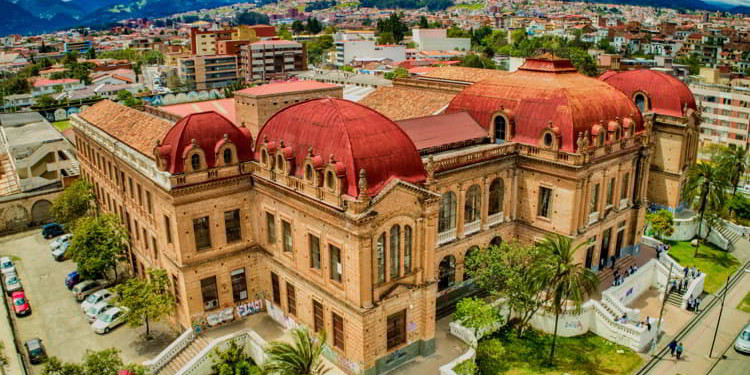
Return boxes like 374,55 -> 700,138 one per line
12,291 -> 30,316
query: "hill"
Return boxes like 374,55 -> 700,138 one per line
729,5 -> 750,14
568,0 -> 718,11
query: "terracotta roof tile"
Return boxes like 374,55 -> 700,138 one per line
422,66 -> 509,83
358,86 -> 456,121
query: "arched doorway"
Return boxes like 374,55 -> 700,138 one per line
438,255 -> 456,291
31,199 -> 52,224
490,236 -> 503,247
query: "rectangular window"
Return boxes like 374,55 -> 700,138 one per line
333,312 -> 344,350
120,172 -> 126,192
200,276 -> 219,311
143,228 -> 149,249
621,173 -> 630,200
224,209 -> 242,243
137,184 -> 143,206
193,216 -> 212,250
164,215 -> 173,244
271,272 -> 281,305
152,236 -> 158,260
538,186 -> 552,218
606,178 -> 615,206
266,212 -> 276,244
286,282 -> 296,316
387,310 -> 407,349
128,177 -> 134,198
172,274 -> 180,305
282,220 -> 292,252
309,235 -> 321,269
313,300 -> 324,332
134,221 -> 140,240
146,191 -> 153,214
231,268 -> 247,302
590,184 -> 600,214
329,244 -> 342,282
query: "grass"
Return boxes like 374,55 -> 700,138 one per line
667,240 -> 740,294
52,120 -> 71,132
452,2 -> 486,10
475,330 -> 642,375
738,291 -> 750,313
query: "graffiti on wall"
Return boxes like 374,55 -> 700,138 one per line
236,299 -> 264,318
322,345 -> 363,374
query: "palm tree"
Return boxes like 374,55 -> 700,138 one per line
716,145 -> 749,196
534,234 -> 599,362
264,328 -> 329,375
682,162 -> 729,256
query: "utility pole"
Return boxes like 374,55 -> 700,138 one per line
652,263 -> 673,356
709,273 -> 731,358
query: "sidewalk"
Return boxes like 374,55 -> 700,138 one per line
649,270 -> 750,375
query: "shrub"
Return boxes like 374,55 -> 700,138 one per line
453,358 -> 477,375
476,338 -> 507,374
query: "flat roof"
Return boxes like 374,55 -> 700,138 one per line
161,98 -> 236,125
236,80 -> 339,97
396,112 -> 486,151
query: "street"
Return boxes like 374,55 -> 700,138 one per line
709,335 -> 750,375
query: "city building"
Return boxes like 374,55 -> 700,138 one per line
31,79 -> 85,97
411,28 -> 471,51
71,57 -> 697,375
64,40 -> 92,54
178,55 -> 240,90
334,40 -> 405,67
240,40 -> 307,83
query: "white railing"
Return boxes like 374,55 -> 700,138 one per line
439,348 -> 475,375
463,220 -> 480,236
143,328 -> 196,373
487,211 -> 503,227
438,228 -> 457,245
176,330 -> 268,375
681,272 -> 706,309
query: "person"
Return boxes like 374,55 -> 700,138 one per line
611,255 -> 617,269
687,297 -> 694,311
668,339 -> 677,356
676,342 -> 684,360
695,297 -> 701,311
656,248 -> 661,260
683,266 -> 689,278
670,279 -> 677,293
633,264 -> 638,273
646,319 -> 652,331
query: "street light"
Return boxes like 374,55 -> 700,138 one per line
651,263 -> 673,356
709,273 -> 731,358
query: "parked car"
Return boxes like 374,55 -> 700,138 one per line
49,234 -> 72,251
65,270 -> 81,290
735,323 -> 750,354
3,272 -> 22,295
81,289 -> 114,313
85,301 -> 113,323
0,257 -> 15,276
92,307 -> 128,334
52,242 -> 70,261
41,223 -> 64,239
24,338 -> 46,364
72,280 -> 108,301
12,291 -> 31,316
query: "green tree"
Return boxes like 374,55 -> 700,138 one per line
384,67 -> 408,80
729,194 -> 750,220
419,16 -> 429,29
133,61 -> 142,83
453,297 -> 501,341
264,328 -> 329,375
682,162 -> 730,255
211,341 -> 260,375
51,180 -> 94,229
292,20 -> 305,34
306,17 -> 323,35
534,235 -> 598,362
86,47 -> 96,60
69,214 -> 128,280
716,144 -> 749,196
42,349 -> 146,375
41,357 -> 83,375
377,31 -> 396,45
114,268 -> 174,337
376,13 -> 408,43
36,94 -> 58,108
363,18 -> 372,26
647,209 -> 675,240
235,12 -> 270,26
63,51 -> 79,65
116,90 -> 142,107
278,25 -> 293,40
458,54 -> 496,69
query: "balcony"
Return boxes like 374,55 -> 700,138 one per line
588,212 -> 600,225
487,211 -> 504,227
438,229 -> 457,246
464,220 -> 480,236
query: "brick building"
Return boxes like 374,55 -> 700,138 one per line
240,40 -> 307,84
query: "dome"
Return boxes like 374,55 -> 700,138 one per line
445,57 -> 643,152
256,98 -> 426,197
599,69 -> 697,118
156,111 -> 253,174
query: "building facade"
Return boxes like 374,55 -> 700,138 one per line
240,40 -> 307,84
178,55 -> 240,90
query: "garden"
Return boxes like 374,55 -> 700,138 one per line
666,240 -> 740,294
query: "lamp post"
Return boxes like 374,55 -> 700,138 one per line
709,273 -> 731,358
652,263 -> 673,356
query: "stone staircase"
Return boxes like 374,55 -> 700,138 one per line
156,335 -> 211,375
714,224 -> 742,247
597,255 -> 637,288
666,288 -> 686,307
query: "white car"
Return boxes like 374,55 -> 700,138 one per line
81,289 -> 114,313
92,307 -> 128,334
84,301 -> 112,323
735,324 -> 750,354
0,257 -> 15,275
3,272 -> 22,295
49,234 -> 72,250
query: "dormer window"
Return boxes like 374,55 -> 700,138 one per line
306,164 -> 313,181
261,149 -> 269,166
223,148 -> 232,164
276,154 -> 284,173
635,93 -> 647,112
598,132 -> 605,146
326,171 -> 335,190
191,154 -> 201,171
543,133 -> 553,147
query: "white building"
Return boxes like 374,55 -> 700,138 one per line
411,28 -> 470,51
334,40 -> 405,66
31,79 -> 84,98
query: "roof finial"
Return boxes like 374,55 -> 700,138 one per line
307,146 -> 313,157
223,133 -> 228,140
191,138 -> 198,146
358,169 -> 368,196
280,139 -> 285,148
263,135 -> 268,143
329,154 -> 336,163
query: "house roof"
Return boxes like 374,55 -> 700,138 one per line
421,66 -> 509,83
236,80 -> 338,97
396,112 -> 486,151
161,98 -> 237,125
33,78 -> 79,87
358,85 -> 456,121
600,69 -> 697,118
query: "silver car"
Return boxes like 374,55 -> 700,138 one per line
735,324 -> 750,354
81,289 -> 114,313
3,272 -> 22,295
72,280 -> 108,301
84,301 -> 112,323
92,307 -> 128,334
49,234 -> 72,250
0,257 -> 15,275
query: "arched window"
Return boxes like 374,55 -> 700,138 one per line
326,171 -> 335,190
375,233 -> 385,284
223,148 -> 232,164
635,94 -> 646,112
276,155 -> 284,172
305,165 -> 313,181
464,185 -> 481,224
544,133 -> 553,147
191,154 -> 200,171
490,236 -> 503,247
390,225 -> 400,279
614,128 -> 621,141
464,247 -> 479,281
598,132 -> 605,146
495,116 -> 507,144
404,226 -> 412,274
438,255 -> 456,291
438,192 -> 457,233
489,179 -> 504,216
261,150 -> 268,166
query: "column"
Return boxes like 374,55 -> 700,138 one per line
511,169 -> 519,221
481,176 -> 489,230
456,184 -> 465,239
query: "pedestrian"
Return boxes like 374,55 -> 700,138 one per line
695,297 -> 701,311
676,342 -> 684,360
683,266 -> 689,277
647,319 -> 652,331
611,255 -> 616,269
668,340 -> 677,356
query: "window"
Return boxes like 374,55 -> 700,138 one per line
538,187 -> 552,218
271,272 -> 281,305
286,283 -> 296,316
152,236 -> 158,260
333,312 -> 344,350
164,215 -> 173,244
635,94 -> 646,112
387,310 -> 406,350
146,191 -> 153,214
590,184 -> 600,215
231,268 -> 247,302
376,233 -> 385,284
266,212 -> 276,244
282,220 -> 292,252
330,244 -> 342,282
224,209 -> 241,243
313,300 -> 324,333
620,173 -> 629,200
200,276 -> 219,311
305,165 -> 313,181
128,177 -> 133,198
326,171 -> 334,190
438,255 -> 456,291
489,179 -> 504,216
276,155 -> 284,171
495,116 -> 507,143
606,178 -> 615,206
464,185 -> 481,224
309,234 -> 321,269
544,133 -> 553,147
193,216 -> 211,250
191,154 -> 201,171
172,274 -> 180,305
404,226 -> 412,274
223,148 -> 232,164
120,172 -> 126,192
137,184 -> 143,206
438,192 -> 457,233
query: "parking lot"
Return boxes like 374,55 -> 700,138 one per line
0,230 -> 176,372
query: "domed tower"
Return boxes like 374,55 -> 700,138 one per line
601,70 -> 700,211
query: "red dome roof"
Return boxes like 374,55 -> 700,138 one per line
157,111 -> 253,174
257,98 -> 426,197
599,69 -> 697,118
445,57 -> 643,152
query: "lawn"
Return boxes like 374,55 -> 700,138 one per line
473,330 -> 642,375
667,240 -> 740,294
52,120 -> 71,131
738,291 -> 750,313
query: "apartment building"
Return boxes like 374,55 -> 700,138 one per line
240,40 -> 307,83
64,40 -> 92,53
178,55 -> 240,90
334,40 -> 405,66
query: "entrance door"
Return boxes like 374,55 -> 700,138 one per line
585,246 -> 594,269
600,228 -> 612,267
615,230 -> 625,258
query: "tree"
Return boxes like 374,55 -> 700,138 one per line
306,17 -> 323,35
453,297 -> 501,341
716,144 -> 749,196
63,51 -> 79,65
69,214 -> 129,281
36,94 -> 58,108
646,209 -> 675,240
115,268 -> 174,337
419,16 -> 429,29
86,47 -> 96,60
292,20 -> 305,34
682,162 -> 729,256
362,18 -> 372,26
384,67 -> 408,80
235,12 -> 270,26
376,13 -> 408,43
211,341 -> 260,375
534,235 -> 598,362
458,54 -> 496,69
278,25 -> 293,40
133,61 -> 142,83
51,180 -> 94,229
264,328 -> 329,375
377,31 -> 396,45
42,349 -> 147,375
116,90 -> 142,107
